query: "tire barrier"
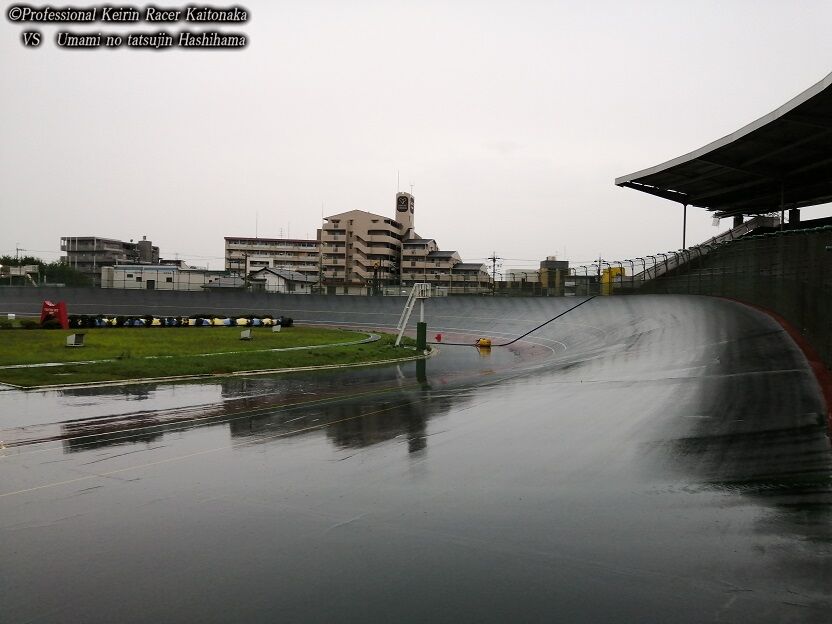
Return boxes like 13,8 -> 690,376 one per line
63,314 -> 294,329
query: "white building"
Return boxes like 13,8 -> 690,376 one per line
101,265 -> 237,291
501,267 -> 541,284
249,267 -> 317,294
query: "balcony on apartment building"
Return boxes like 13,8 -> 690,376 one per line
228,243 -> 319,253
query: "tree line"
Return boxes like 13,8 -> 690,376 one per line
0,255 -> 91,286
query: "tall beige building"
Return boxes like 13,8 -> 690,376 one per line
319,209 -> 403,293
320,192 -> 490,294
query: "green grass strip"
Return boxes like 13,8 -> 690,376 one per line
0,328 -> 416,388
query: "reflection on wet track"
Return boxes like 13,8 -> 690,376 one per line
1,295 -> 830,623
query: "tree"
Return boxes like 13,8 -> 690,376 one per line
43,261 -> 91,286
0,255 -> 91,286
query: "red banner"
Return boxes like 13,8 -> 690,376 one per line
40,300 -> 68,329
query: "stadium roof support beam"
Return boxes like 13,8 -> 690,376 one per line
615,71 -> 832,220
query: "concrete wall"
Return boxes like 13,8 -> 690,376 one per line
638,227 -> 832,369
0,286 -> 573,329
0,286 -> 412,320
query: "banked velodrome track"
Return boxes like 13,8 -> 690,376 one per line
0,292 -> 830,623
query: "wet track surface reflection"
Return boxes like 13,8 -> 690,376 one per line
1,295 -> 830,623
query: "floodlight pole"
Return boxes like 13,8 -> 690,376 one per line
601,261 -> 612,295
646,255 -> 658,280
657,252 -> 669,274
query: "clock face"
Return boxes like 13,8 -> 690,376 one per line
396,195 -> 409,211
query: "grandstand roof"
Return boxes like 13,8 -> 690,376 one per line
615,71 -> 832,218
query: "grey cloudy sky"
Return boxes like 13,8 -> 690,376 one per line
2,0 -> 831,270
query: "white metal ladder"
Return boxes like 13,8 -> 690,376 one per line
395,283 -> 430,346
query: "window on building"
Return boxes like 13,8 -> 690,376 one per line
166,277 -> 173,283
136,276 -> 142,282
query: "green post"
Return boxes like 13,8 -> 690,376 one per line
416,321 -> 427,351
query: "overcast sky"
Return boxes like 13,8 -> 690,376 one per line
2,0 -> 831,270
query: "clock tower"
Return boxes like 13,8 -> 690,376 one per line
395,192 -> 415,237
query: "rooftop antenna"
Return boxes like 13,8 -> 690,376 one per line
255,211 -> 258,239
397,170 -> 400,192
410,181 -> 414,195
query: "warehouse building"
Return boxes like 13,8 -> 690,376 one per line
101,265 -> 236,291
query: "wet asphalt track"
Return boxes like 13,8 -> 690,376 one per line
1,294 -> 830,623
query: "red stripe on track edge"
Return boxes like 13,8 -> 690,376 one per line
722,297 -> 832,435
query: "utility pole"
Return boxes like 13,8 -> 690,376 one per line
318,249 -> 324,294
242,251 -> 248,289
319,204 -> 325,294
487,251 -> 502,296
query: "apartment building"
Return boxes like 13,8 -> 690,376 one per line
224,192 -> 490,295
319,208 -> 404,293
447,263 -> 493,293
318,192 -> 490,294
224,236 -> 320,279
401,241 -> 459,280
61,235 -> 159,287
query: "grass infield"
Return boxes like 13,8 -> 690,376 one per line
0,326 -> 416,388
